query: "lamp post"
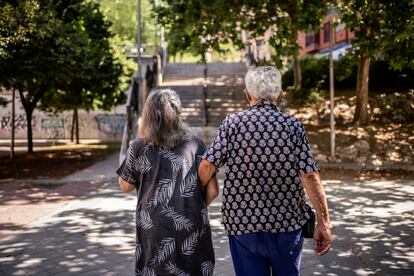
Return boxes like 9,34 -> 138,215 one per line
154,0 -> 158,50
328,9 -> 336,159
137,0 -> 143,114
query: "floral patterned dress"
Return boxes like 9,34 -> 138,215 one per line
117,136 -> 215,276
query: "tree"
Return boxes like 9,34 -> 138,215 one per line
0,0 -> 67,153
154,0 -> 326,85
337,0 -> 414,125
275,1 -> 327,88
38,0 -> 128,144
99,0 -> 156,48
0,0 -> 129,151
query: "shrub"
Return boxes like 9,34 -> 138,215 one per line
282,54 -> 414,103
0,96 -> 8,107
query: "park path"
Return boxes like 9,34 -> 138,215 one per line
3,146 -> 412,275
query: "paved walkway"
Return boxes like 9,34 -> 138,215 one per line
0,154 -> 413,275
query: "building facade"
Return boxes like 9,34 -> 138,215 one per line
298,14 -> 354,59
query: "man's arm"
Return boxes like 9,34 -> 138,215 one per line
198,159 -> 219,206
301,172 -> 332,256
118,177 -> 135,193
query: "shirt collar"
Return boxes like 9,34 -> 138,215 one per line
250,100 -> 279,111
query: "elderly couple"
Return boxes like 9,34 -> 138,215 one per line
117,66 -> 332,276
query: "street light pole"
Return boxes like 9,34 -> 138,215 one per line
154,0 -> 158,50
329,16 -> 335,158
137,0 -> 143,114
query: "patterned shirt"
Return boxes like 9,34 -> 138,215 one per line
117,137 -> 215,275
203,101 -> 319,236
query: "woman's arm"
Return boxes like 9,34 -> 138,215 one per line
198,159 -> 219,206
118,177 -> 136,193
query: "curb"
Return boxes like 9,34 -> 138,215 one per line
0,177 -> 117,186
320,163 -> 414,172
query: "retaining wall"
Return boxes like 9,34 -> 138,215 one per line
0,95 -> 126,142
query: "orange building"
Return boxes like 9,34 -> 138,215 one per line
298,14 -> 354,59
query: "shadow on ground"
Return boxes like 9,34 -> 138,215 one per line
0,183 -> 136,275
324,180 -> 414,275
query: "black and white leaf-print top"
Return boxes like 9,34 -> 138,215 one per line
117,137 -> 214,276
203,101 -> 319,236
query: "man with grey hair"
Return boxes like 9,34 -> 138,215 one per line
199,66 -> 332,275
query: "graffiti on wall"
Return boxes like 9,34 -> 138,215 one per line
0,110 -> 126,141
41,117 -> 65,139
0,114 -> 36,132
63,115 -> 88,133
95,114 -> 126,135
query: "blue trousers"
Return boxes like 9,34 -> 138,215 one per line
229,229 -> 303,276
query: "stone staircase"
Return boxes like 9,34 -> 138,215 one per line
161,62 -> 247,128
205,85 -> 247,127
163,85 -> 206,127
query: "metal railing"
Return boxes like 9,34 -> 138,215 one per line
119,55 -> 163,165
119,78 -> 137,165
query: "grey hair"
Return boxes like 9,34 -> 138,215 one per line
244,66 -> 282,101
138,89 -> 190,148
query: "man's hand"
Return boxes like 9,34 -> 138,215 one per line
198,159 -> 219,206
118,177 -> 135,193
314,223 -> 332,256
300,172 -> 332,256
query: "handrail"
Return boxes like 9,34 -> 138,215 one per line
119,78 -> 135,165
119,54 -> 163,166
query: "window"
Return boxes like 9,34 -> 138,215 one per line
336,23 -> 346,31
323,22 -> 330,43
305,32 -> 315,47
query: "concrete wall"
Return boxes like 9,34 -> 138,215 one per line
0,94 -> 127,142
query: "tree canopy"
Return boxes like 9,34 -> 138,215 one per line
0,0 -> 130,151
154,0 -> 326,85
336,0 -> 414,124
99,0 -> 156,47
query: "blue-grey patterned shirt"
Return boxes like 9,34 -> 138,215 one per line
203,101 -> 319,235
117,137 -> 215,275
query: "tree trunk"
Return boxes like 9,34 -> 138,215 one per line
75,108 -> 80,144
71,109 -> 75,142
293,54 -> 302,88
353,53 -> 371,125
10,88 -> 15,159
17,88 -> 45,153
17,88 -> 34,153
26,109 -> 34,153
289,0 -> 301,89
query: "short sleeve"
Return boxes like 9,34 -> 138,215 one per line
294,123 -> 319,176
116,142 -> 139,185
203,116 -> 229,168
195,137 -> 207,160
194,137 -> 207,169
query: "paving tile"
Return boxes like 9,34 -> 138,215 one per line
1,154 -> 412,275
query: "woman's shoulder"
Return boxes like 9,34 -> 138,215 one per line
129,138 -> 148,151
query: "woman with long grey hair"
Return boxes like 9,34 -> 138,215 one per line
116,89 -> 218,276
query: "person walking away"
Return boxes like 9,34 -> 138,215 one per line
117,89 -> 219,276
145,65 -> 154,92
198,66 -> 332,276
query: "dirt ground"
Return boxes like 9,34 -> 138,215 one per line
0,142 -> 120,180
286,89 -> 414,165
